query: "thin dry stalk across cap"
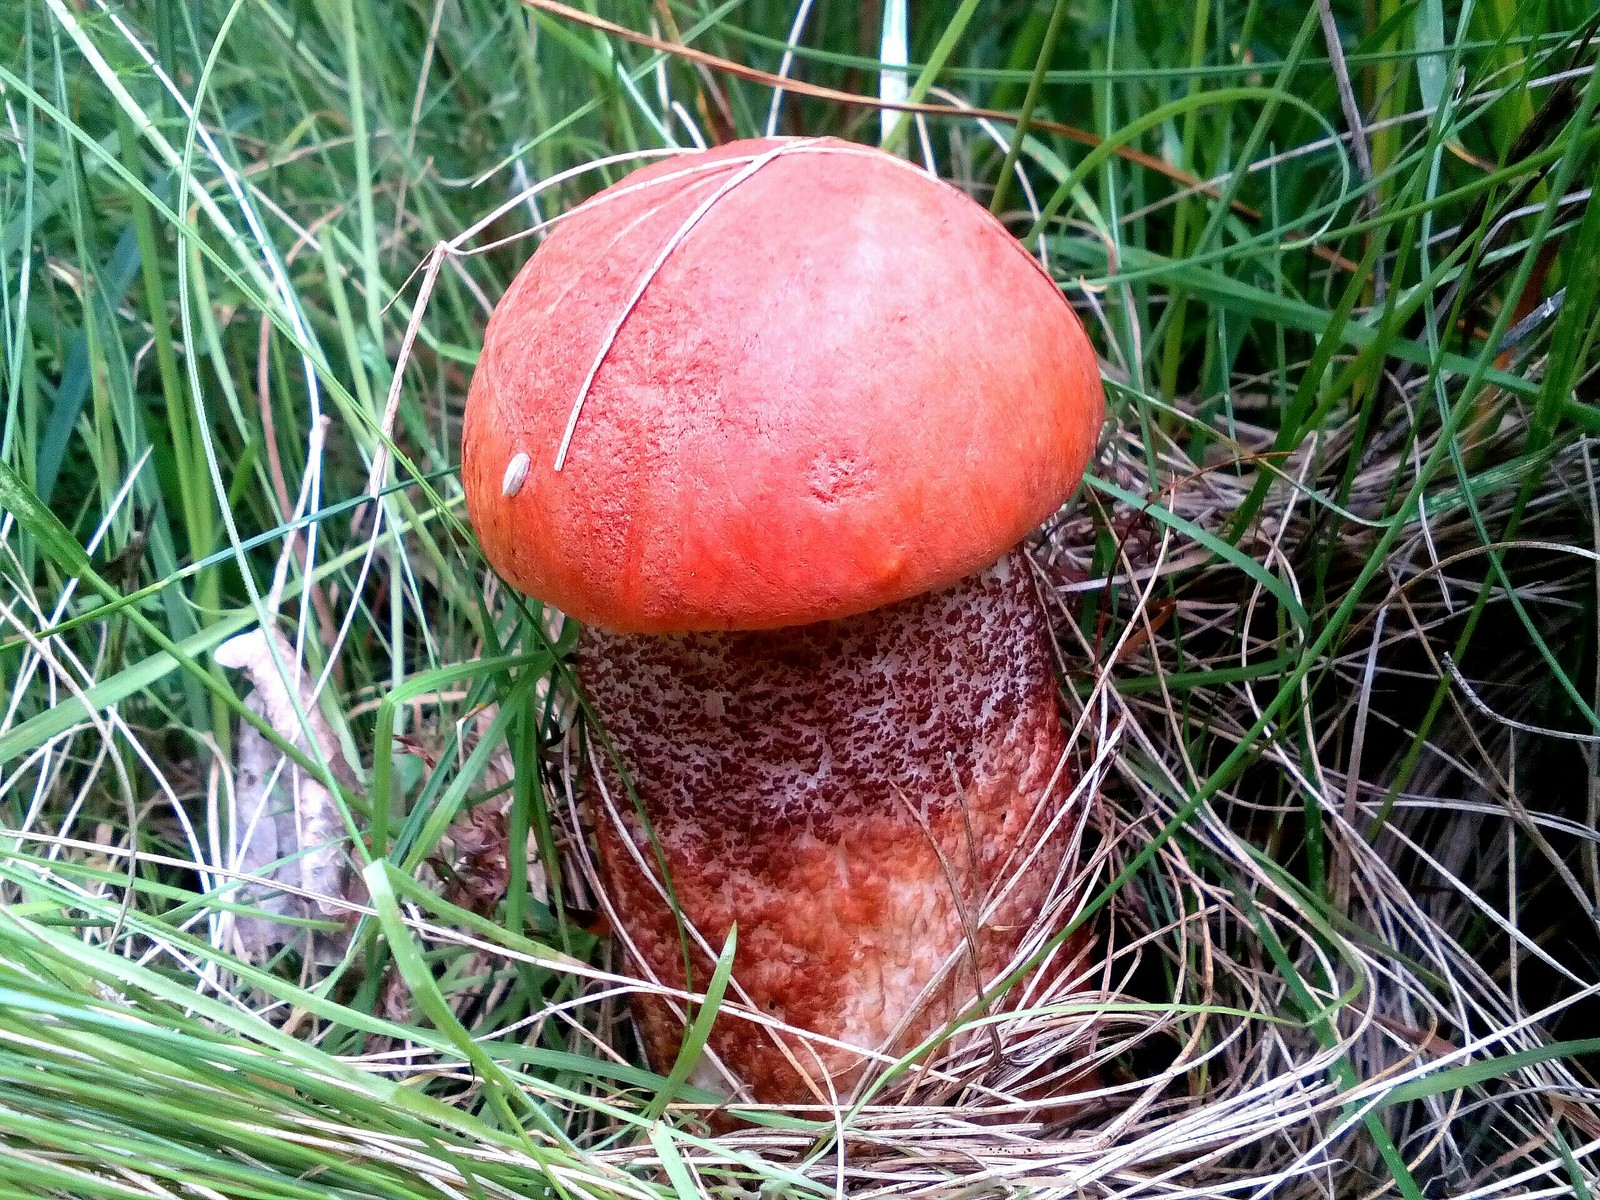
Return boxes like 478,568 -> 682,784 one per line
460,136 -> 1106,1104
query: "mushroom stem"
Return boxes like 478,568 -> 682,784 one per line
581,549 -> 1082,1103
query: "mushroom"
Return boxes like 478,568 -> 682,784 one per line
462,137 -> 1104,1104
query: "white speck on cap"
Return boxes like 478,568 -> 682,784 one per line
502,452 -> 531,497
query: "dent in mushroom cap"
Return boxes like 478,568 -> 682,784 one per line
462,136 -> 1104,634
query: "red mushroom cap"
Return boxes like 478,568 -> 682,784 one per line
462,136 -> 1103,634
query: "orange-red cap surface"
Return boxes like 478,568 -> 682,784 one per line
462,137 -> 1103,634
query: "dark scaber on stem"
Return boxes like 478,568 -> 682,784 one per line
580,550 -> 1085,1102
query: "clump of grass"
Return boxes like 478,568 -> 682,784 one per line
3,1 -> 1599,1196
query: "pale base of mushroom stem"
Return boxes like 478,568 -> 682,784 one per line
580,549 -> 1088,1106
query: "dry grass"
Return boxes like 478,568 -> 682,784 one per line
3,2 -> 1599,1196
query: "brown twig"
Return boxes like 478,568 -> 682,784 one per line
514,0 -> 1364,271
